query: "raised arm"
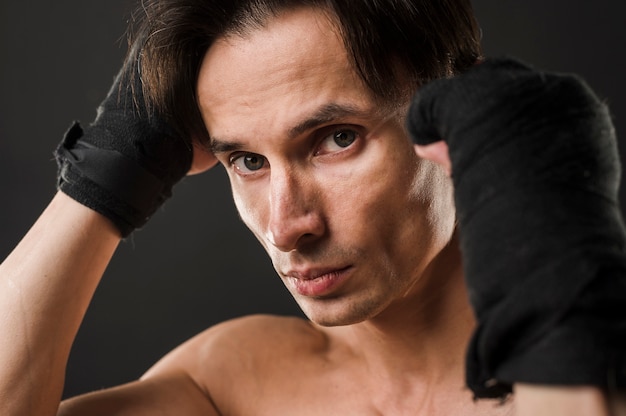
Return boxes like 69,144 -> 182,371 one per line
407,57 -> 626,414
0,193 -> 121,416
0,194 -> 219,416
0,25 -> 215,413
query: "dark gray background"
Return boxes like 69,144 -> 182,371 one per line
1,1 -> 624,399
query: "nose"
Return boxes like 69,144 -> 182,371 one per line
266,168 -> 325,252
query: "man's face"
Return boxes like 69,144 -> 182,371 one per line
197,7 -> 455,326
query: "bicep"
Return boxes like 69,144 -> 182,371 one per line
58,372 -> 219,416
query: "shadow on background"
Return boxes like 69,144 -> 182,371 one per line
1,0 -> 624,399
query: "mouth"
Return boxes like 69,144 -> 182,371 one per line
284,266 -> 353,297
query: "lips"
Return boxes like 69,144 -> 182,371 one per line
284,266 -> 352,297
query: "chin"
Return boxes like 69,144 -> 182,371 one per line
297,295 -> 384,327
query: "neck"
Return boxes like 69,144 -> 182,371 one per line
328,235 -> 474,384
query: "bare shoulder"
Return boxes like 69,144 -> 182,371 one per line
142,314 -> 331,414
186,314 -> 327,361
202,313 -> 324,347
58,316 -> 327,416
142,314 -> 328,380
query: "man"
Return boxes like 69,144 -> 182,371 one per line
1,1 -> 624,415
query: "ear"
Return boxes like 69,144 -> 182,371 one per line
413,141 -> 452,177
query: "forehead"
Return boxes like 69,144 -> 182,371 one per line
196,7 -> 377,143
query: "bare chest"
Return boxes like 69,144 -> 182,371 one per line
213,363 -> 514,416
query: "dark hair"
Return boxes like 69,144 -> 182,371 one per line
131,0 -> 482,143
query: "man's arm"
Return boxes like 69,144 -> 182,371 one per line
514,384 -> 620,416
407,57 -> 626,412
0,192 -> 120,415
0,16 -> 214,412
0,191 -> 219,416
57,372 -> 218,416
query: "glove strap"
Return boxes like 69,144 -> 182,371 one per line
55,122 -> 167,236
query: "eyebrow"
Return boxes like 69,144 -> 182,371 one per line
287,102 -> 370,138
209,102 -> 374,155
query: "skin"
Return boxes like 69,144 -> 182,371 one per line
0,5 -> 618,416
197,8 -> 456,328
190,6 -> 504,414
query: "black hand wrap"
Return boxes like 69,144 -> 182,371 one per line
55,44 -> 193,237
407,57 -> 626,398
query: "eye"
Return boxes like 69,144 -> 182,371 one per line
230,153 -> 267,174
317,128 -> 359,155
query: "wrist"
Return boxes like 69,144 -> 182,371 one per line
514,384 -> 609,416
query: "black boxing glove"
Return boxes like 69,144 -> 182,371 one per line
54,39 -> 193,237
407,57 -> 626,398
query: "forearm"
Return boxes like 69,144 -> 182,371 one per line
0,192 -> 121,416
515,384 -> 626,416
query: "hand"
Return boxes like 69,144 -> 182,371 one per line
407,57 -> 626,398
55,38 -> 209,237
413,141 -> 451,177
189,141 -> 219,175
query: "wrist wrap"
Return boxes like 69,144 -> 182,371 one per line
407,57 -> 626,398
54,49 -> 192,237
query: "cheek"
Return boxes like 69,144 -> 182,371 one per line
229,179 -> 271,248
412,159 -> 456,240
324,146 -> 422,239
224,140 -> 455,261
403,159 -> 456,265
338,149 -> 454,263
